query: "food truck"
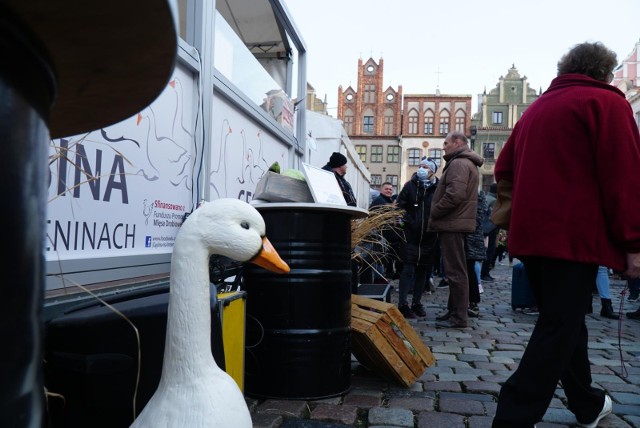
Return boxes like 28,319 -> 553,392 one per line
45,0 -> 310,301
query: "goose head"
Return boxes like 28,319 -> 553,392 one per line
187,198 -> 289,273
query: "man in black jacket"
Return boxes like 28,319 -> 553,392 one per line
322,152 -> 357,206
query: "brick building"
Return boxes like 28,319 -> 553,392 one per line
400,93 -> 472,185
337,58 -> 403,194
337,59 -> 544,193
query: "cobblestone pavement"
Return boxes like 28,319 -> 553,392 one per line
247,261 -> 640,428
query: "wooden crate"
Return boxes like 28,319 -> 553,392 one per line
351,294 -> 436,387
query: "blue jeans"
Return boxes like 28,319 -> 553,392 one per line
595,266 -> 610,299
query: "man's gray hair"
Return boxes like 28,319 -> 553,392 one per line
449,131 -> 468,144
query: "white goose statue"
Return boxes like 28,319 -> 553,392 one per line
130,198 -> 290,427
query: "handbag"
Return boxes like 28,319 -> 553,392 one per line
489,180 -> 513,230
482,206 -> 498,236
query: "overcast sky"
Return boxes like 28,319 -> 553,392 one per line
284,0 -> 640,116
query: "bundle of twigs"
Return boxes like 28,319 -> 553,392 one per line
350,204 -> 405,273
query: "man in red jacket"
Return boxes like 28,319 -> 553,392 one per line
492,42 -> 640,428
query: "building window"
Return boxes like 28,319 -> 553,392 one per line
383,110 -> 394,136
371,145 -> 383,163
408,148 -> 421,166
424,117 -> 434,134
385,175 -> 399,194
483,142 -> 495,160
363,116 -> 374,133
438,109 -> 450,135
387,145 -> 400,163
343,112 -> 354,134
492,111 -> 503,125
439,120 -> 449,135
355,145 -> 367,162
455,113 -> 465,132
371,174 -> 382,186
408,109 -> 418,134
428,148 -> 443,168
364,84 -> 376,103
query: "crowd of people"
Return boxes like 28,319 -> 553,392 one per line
334,40 -> 640,428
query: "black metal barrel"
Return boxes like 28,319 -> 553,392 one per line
243,203 -> 365,400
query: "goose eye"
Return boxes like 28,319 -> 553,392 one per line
240,221 -> 250,230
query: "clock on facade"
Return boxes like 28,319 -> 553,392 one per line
346,93 -> 354,101
366,65 -> 375,73
386,93 -> 394,101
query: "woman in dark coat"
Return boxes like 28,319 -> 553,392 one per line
466,190 -> 487,316
395,158 -> 439,319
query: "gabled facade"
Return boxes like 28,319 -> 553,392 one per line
471,65 -> 540,191
337,58 -> 403,194
400,93 -> 472,185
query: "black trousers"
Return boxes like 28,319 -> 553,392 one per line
481,228 -> 499,276
492,257 -> 605,428
467,259 -> 480,305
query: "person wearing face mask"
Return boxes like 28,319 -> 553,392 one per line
395,157 -> 439,319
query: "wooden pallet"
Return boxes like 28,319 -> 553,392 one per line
351,294 -> 436,387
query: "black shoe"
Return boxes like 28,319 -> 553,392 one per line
437,278 -> 449,288
435,311 -> 451,321
627,308 -> 640,320
628,290 -> 640,302
480,274 -> 495,282
411,303 -> 427,318
398,303 -> 415,319
436,320 -> 468,329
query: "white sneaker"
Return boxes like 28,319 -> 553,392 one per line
478,283 -> 484,294
577,394 -> 612,428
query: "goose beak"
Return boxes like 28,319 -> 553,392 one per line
249,237 -> 290,273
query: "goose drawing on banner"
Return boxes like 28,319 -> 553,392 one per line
237,129 -> 262,186
136,106 -> 191,189
237,130 -> 276,187
209,119 -> 235,199
168,78 -> 194,139
255,130 -> 271,174
129,198 -> 290,428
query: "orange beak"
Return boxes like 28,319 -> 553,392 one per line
249,237 -> 290,274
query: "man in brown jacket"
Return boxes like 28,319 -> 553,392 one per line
429,131 -> 484,328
